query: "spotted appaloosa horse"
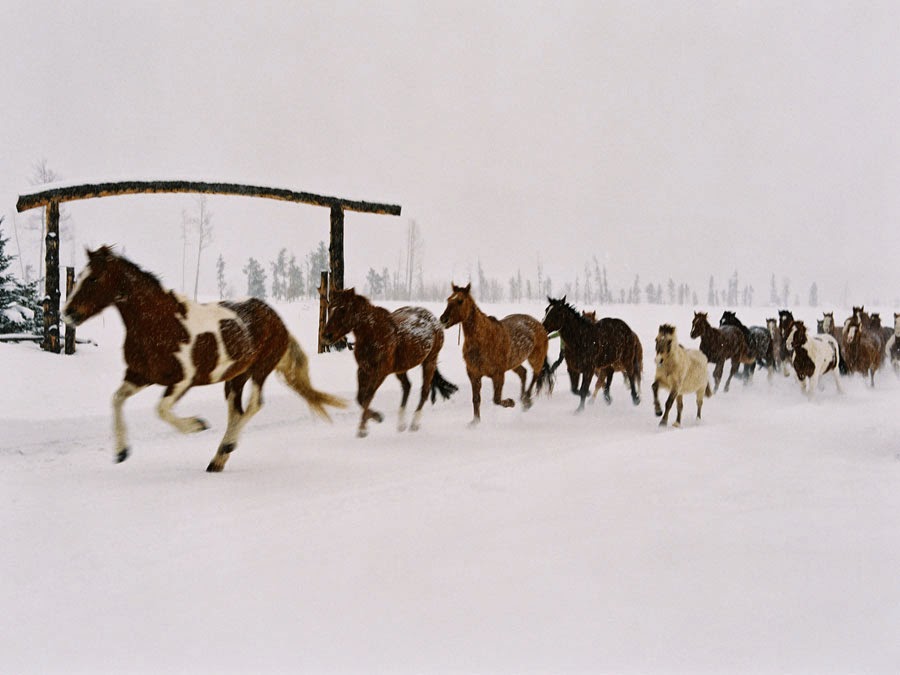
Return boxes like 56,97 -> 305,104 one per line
63,246 -> 345,472
440,283 -> 552,425
322,287 -> 457,437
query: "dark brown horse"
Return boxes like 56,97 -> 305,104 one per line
62,246 -> 345,472
841,314 -> 882,387
719,310 -> 773,381
542,297 -> 642,411
323,288 -> 457,437
778,309 -> 797,375
439,283 -> 551,425
690,311 -> 754,393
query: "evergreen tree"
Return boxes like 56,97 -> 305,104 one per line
270,248 -> 288,301
216,254 -> 227,299
242,258 -> 267,298
286,255 -> 304,301
769,274 -> 780,305
808,282 -> 819,307
0,218 -> 38,333
366,267 -> 385,298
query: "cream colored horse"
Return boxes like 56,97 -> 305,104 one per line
652,324 -> 712,427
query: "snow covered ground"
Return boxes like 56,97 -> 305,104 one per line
2,299 -> 899,674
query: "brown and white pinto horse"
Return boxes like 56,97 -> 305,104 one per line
440,283 -> 552,425
63,246 -> 345,472
787,321 -> 842,398
322,288 -> 457,437
887,313 -> 900,377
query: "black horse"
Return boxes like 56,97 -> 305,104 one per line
719,310 -> 774,381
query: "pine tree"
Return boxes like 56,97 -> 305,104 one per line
216,254 -> 227,299
808,282 -> 819,307
286,255 -> 304,301
242,258 -> 267,299
0,218 -> 38,333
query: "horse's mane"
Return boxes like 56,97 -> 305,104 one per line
103,248 -> 166,291
549,297 -> 594,328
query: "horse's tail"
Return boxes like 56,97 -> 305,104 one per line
277,335 -> 347,421
429,368 -> 459,404
535,358 -> 556,395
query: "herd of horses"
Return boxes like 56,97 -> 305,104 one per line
60,248 -> 900,471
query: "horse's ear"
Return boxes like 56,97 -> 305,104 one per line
561,295 -> 567,304
463,283 -> 471,293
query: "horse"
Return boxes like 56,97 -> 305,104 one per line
886,313 -> 900,377
542,297 -> 642,411
841,314 -> 882,387
62,246 -> 345,472
868,313 -> 894,362
821,312 -> 849,374
689,312 -> 754,393
550,307 -> 643,406
766,318 -> 786,373
718,310 -> 773,381
787,321 -> 842,398
439,283 -> 551,425
778,309 -> 796,375
651,324 -> 712,427
322,288 -> 458,437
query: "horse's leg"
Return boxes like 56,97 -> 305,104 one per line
833,367 -> 843,394
513,365 -> 531,410
568,369 -> 580,395
410,359 -> 438,431
207,376 -> 264,473
695,389 -> 704,420
395,372 -> 412,432
157,380 -> 209,434
712,360 -> 725,392
673,394 -> 684,427
723,359 -> 740,393
660,390 -> 677,427
629,369 -> 641,405
468,369 -> 482,426
111,377 -> 148,463
575,370 -> 592,412
602,368 -> 614,405
590,368 -> 604,402
492,372 -> 515,409
652,379 -> 662,417
356,369 -> 387,438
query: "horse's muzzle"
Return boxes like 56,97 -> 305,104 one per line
62,309 -> 82,326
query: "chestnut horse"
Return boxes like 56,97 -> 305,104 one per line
690,311 -> 754,393
542,297 -> 641,411
323,288 -> 457,437
63,246 -> 345,472
440,283 -> 551,424
841,314 -> 882,387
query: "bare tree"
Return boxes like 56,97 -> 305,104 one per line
404,219 -> 423,300
184,196 -> 213,300
26,160 -> 73,278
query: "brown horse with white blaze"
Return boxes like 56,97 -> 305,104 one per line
323,288 -> 457,437
440,283 -> 552,425
62,246 -> 345,472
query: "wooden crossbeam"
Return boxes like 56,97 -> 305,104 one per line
16,180 -> 401,216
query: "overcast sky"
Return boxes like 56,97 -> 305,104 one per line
3,1 -> 900,306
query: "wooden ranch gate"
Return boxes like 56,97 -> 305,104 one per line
16,180 -> 401,354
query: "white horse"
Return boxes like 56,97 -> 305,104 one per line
786,321 -> 842,399
651,324 -> 712,427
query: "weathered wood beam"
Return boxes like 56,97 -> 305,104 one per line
16,180 -> 402,216
42,201 -> 61,353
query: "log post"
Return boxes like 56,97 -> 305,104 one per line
41,201 -> 61,353
318,270 -> 330,354
329,204 -> 345,293
64,266 -> 76,354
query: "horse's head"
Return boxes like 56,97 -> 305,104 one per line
541,296 -> 570,333
323,287 -> 362,344
766,318 -> 778,337
654,324 -> 677,365
63,246 -> 123,326
845,314 -> 860,343
788,321 -> 808,351
719,310 -> 736,327
439,283 -> 473,328
870,312 -> 883,329
822,312 -> 835,332
581,310 -> 597,323
689,312 -> 708,339
894,312 -> 900,334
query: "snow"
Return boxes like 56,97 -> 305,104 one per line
2,300 -> 899,674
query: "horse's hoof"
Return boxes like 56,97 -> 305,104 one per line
115,448 -> 129,463
372,412 -> 384,424
206,461 -> 224,473
673,421 -> 682,428
603,395 -> 612,406
522,398 -> 533,411
357,428 -> 369,438
501,399 -> 515,408
632,397 -> 641,406
410,423 -> 420,432
468,418 -> 480,428
191,417 -> 209,433
397,423 -> 408,433
654,409 -> 662,417
658,419 -> 668,428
